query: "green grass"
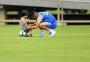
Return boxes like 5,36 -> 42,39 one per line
0,24 -> 90,62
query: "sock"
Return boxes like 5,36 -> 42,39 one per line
39,29 -> 45,37
49,29 -> 54,33
40,29 -> 44,34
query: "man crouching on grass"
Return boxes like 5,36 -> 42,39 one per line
19,10 -> 33,37
30,11 -> 57,37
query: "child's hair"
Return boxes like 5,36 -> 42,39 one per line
20,10 -> 29,17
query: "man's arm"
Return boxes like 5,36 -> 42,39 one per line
27,15 -> 43,29
35,15 -> 43,28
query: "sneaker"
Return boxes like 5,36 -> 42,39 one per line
27,33 -> 33,37
49,30 -> 56,37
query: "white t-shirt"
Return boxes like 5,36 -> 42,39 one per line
37,14 -> 51,25
19,17 -> 27,30
37,15 -> 43,22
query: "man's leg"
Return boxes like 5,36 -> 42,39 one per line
39,22 -> 56,37
38,28 -> 45,37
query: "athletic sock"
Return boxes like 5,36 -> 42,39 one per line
39,29 -> 45,37
49,29 -> 54,33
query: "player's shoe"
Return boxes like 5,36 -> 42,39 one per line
49,30 -> 56,37
27,33 -> 33,37
19,30 -> 27,37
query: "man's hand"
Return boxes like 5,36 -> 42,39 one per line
27,25 -> 38,29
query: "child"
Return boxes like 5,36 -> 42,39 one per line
19,10 -> 32,37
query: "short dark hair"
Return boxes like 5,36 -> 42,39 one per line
30,11 -> 36,16
21,10 -> 29,17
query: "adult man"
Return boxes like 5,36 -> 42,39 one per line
30,11 -> 57,37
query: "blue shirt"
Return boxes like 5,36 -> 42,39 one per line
39,12 -> 56,23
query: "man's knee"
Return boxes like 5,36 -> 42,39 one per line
39,23 -> 45,28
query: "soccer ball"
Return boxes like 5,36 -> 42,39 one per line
19,31 -> 27,36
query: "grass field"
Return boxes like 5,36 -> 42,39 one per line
0,24 -> 90,62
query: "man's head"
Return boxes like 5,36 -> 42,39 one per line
30,11 -> 38,19
21,10 -> 29,19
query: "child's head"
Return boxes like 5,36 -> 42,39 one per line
21,10 -> 29,19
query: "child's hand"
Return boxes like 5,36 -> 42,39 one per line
27,25 -> 38,29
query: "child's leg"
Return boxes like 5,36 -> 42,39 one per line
26,23 -> 37,37
27,29 -> 33,37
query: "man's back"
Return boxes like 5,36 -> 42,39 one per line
39,12 -> 56,23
